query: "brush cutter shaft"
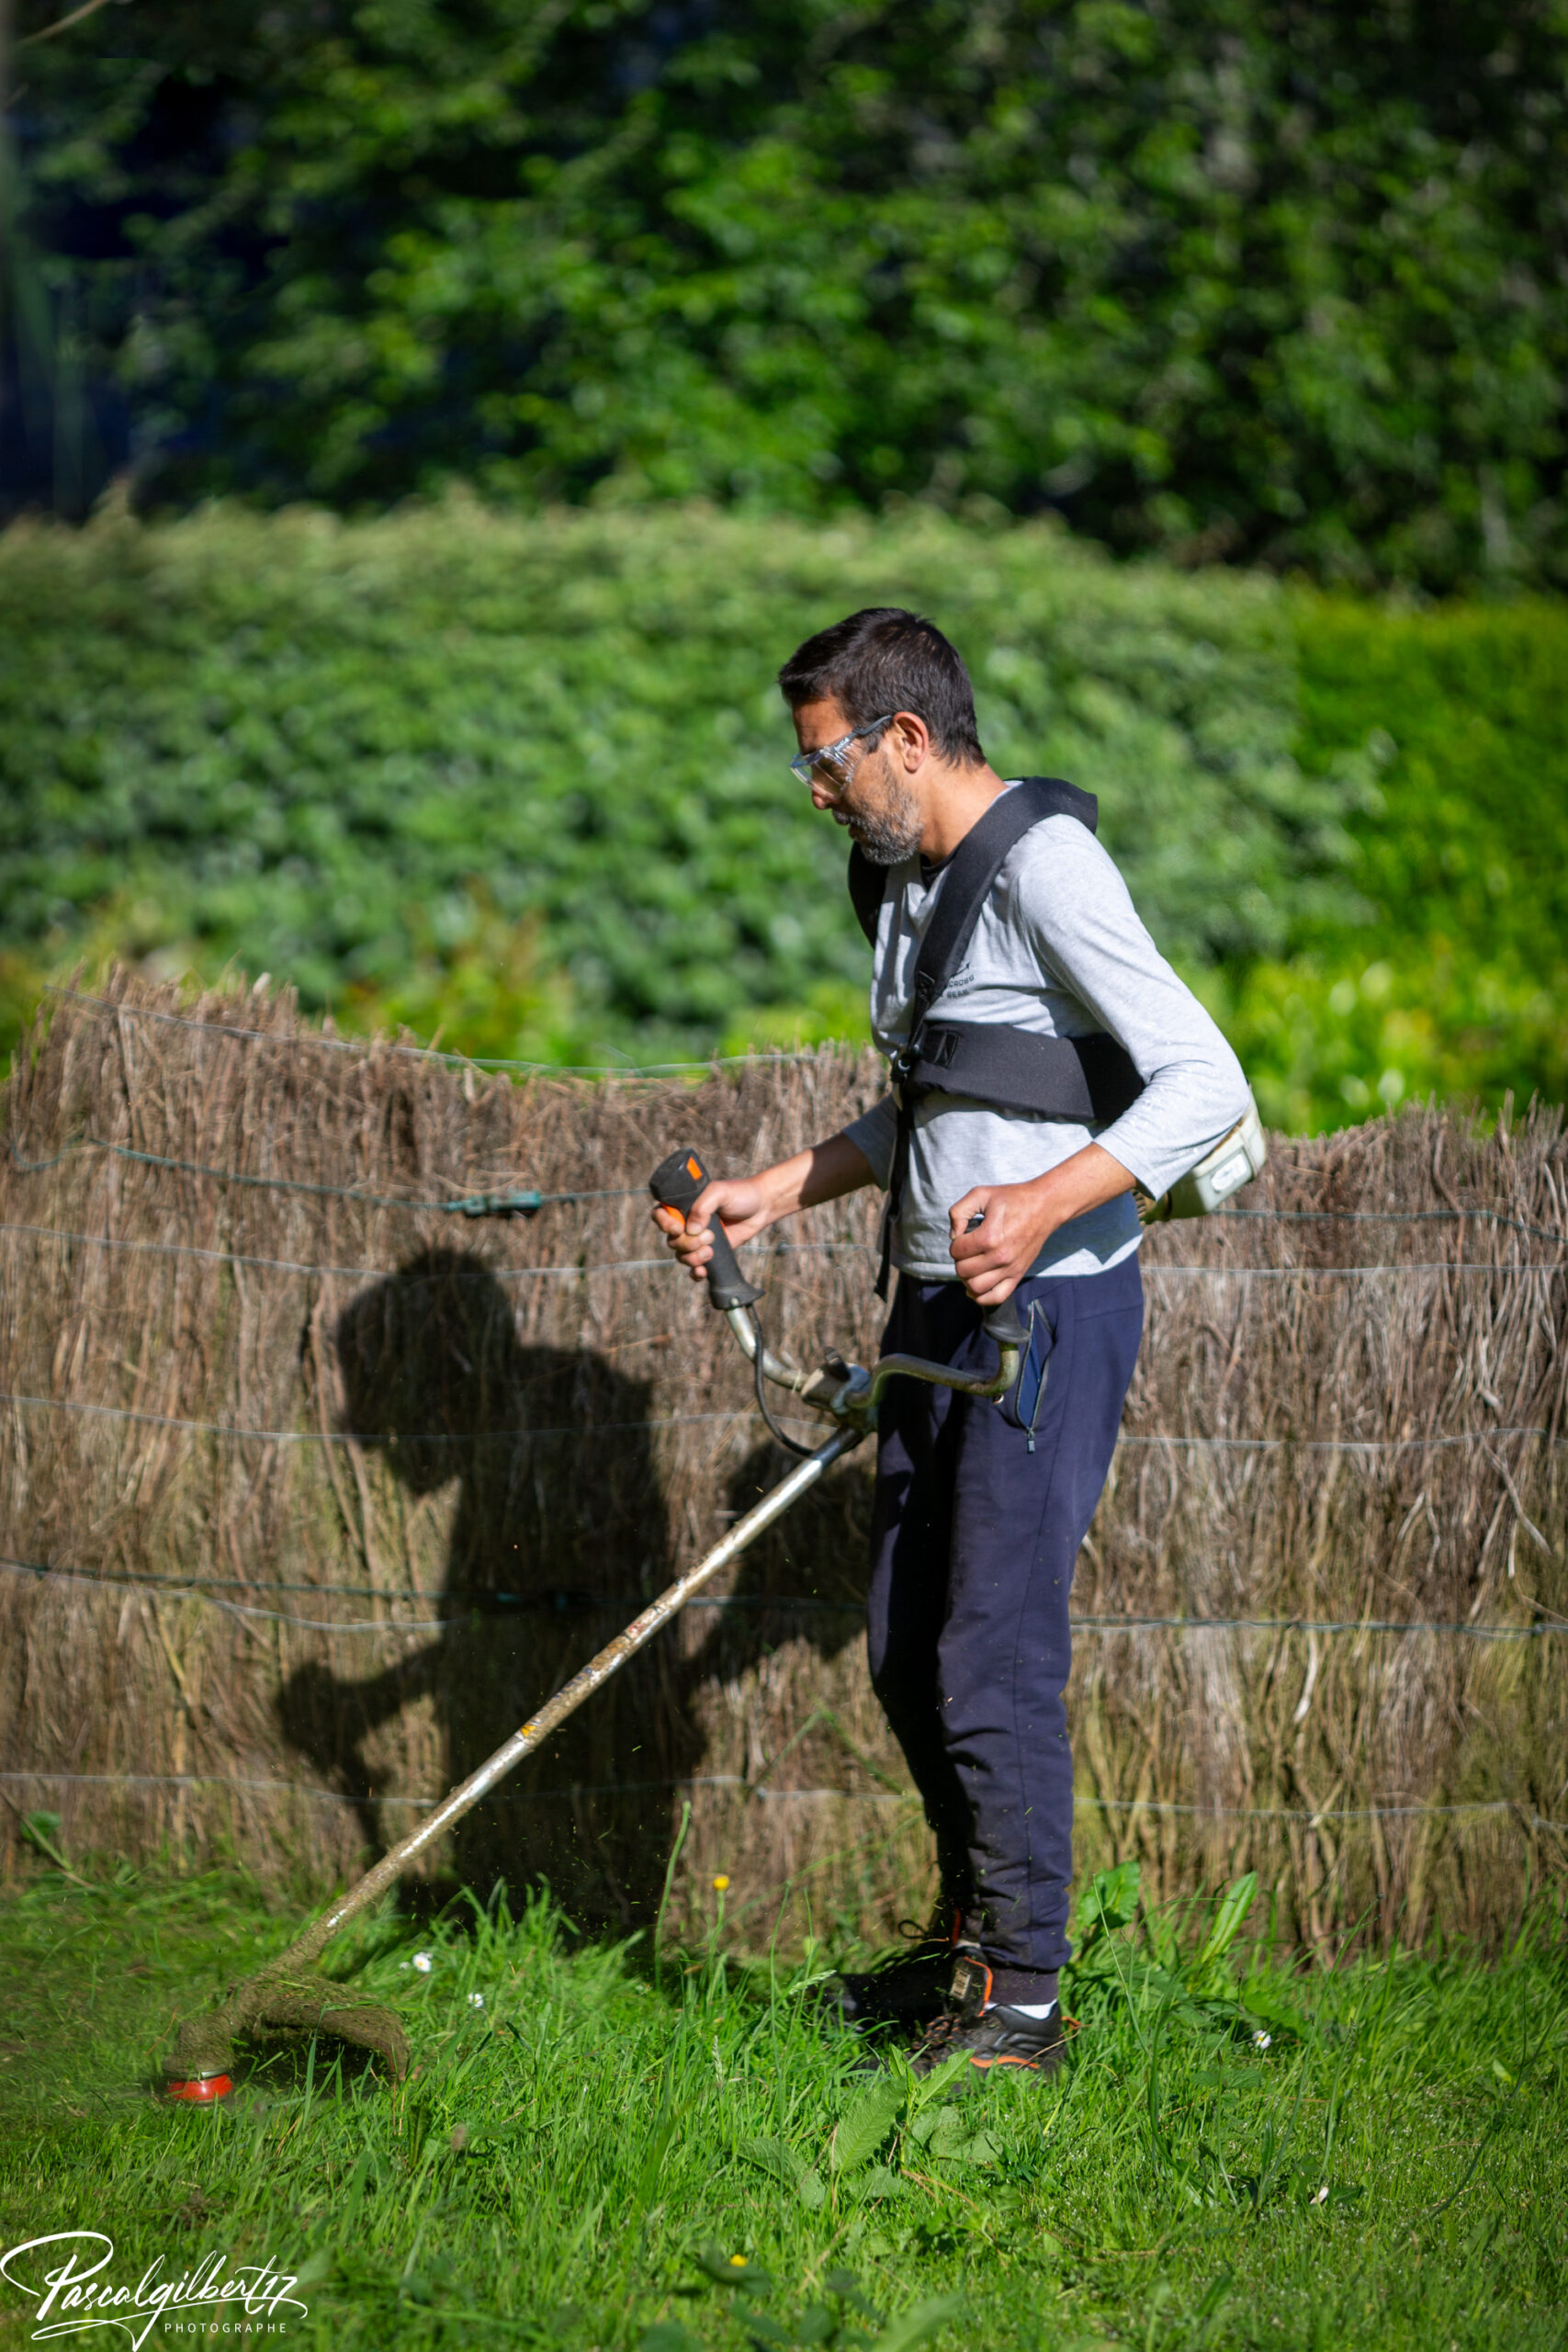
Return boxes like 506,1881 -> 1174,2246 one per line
244,1181 -> 1021,1981
163,1424 -> 859,2087
278,1423 -> 863,1965
163,1203 -> 1024,2086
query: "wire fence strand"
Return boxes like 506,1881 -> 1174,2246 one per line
0,1220 -> 864,1283
5,1218 -> 1562,1285
4,1764 -> 1562,1836
3,1131 -> 640,1215
0,1389 -> 749,1443
8,1125 -> 1565,1256
5,1555 -> 1561,1641
3,1386 -> 1557,1456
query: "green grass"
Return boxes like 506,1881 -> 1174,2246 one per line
0,1860 -> 1562,2351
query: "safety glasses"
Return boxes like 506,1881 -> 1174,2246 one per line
787,713 -> 896,786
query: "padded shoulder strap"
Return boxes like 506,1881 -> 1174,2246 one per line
847,775 -> 1096,956
846,845 -> 886,944
909,776 -> 1098,1016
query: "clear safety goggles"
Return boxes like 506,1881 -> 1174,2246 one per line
787,713 -> 895,787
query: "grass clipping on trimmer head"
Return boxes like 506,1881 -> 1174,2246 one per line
164,1898 -> 411,2094
164,1973 -> 410,2092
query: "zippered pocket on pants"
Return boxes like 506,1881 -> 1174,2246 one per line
1000,1300 -> 1054,1451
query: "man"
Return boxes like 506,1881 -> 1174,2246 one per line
654,607 -> 1248,2075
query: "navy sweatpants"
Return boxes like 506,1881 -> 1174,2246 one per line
865,1255 -> 1144,1974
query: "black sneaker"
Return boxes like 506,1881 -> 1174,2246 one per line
909,1954 -> 1066,2081
829,1910 -> 972,2031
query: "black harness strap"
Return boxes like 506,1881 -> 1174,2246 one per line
857,777 -> 1145,1297
845,775 -> 1100,950
903,1022 -> 1145,1125
903,776 -> 1101,1008
847,846 -> 887,946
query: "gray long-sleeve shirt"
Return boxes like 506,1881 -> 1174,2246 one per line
842,794 -> 1250,1281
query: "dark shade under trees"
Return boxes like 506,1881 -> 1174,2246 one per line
6,0 -> 1568,588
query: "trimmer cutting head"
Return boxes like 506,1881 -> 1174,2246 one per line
164,2070 -> 234,2103
162,1969 -> 410,2101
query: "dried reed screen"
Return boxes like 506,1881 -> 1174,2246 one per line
2,975 -> 1564,1951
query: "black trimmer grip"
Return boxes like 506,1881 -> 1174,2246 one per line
962,1208 -> 1030,1354
649,1147 -> 763,1311
982,1297 -> 1030,1353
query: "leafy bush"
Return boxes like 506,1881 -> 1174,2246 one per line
13,1 -> 1568,590
1224,596 -> 1568,1130
3,503 -> 1562,1128
0,501 -> 1343,1066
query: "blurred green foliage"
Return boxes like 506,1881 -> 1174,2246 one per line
11,0 -> 1568,590
0,503 -> 1561,1130
1220,598 -> 1568,1131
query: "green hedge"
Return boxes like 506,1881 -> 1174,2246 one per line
0,503 -> 1340,1063
1219,598 -> 1568,1128
1,503 -> 1562,1127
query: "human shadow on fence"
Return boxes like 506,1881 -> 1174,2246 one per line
276,1248 -> 868,1936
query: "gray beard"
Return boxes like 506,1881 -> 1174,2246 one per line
848,781 -> 923,866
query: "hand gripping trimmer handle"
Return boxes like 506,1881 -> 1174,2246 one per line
649,1147 -> 763,1312
962,1210 -> 1029,1359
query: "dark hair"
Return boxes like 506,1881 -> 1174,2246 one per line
777,607 -> 985,767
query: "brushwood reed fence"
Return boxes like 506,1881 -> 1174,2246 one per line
2,973 -> 1564,1953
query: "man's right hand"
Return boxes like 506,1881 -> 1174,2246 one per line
651,1133 -> 876,1284
652,1176 -> 774,1283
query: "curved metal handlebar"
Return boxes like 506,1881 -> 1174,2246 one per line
724,1298 -> 1024,1429
854,1209 -> 1029,1408
649,1149 -> 1026,1431
864,1329 -> 1023,1413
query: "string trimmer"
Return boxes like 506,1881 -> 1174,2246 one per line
163,1148 -> 1026,2100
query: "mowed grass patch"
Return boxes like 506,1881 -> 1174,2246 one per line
0,1863 -> 1562,2352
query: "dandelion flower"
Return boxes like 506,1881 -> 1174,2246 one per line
712,1874 -> 730,1892
412,1950 -> 434,1974
728,2255 -> 747,2268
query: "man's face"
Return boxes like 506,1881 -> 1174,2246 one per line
791,698 -> 924,866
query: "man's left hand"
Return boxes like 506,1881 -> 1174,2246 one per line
949,1145 -> 1140,1302
947,1179 -> 1059,1305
